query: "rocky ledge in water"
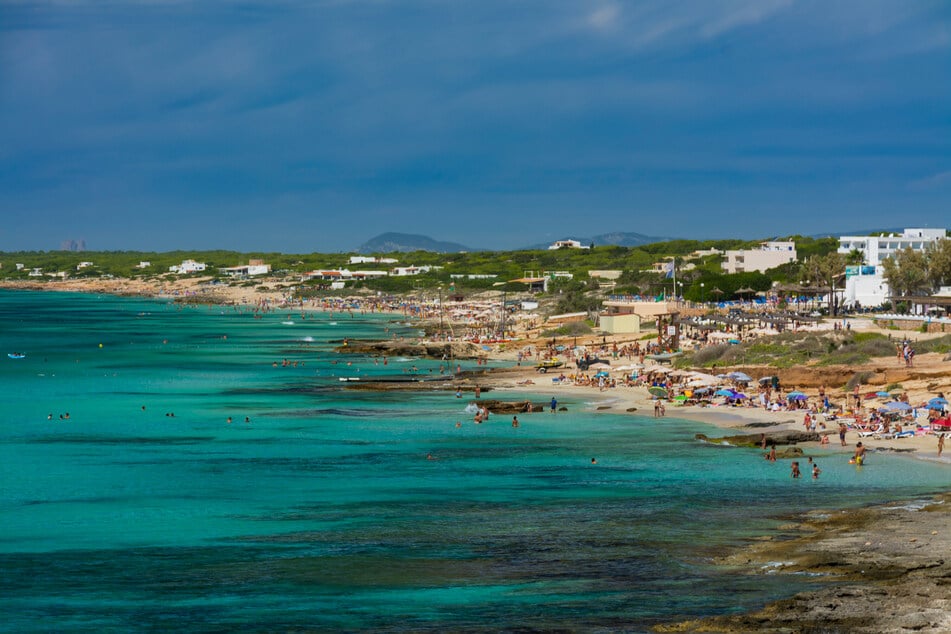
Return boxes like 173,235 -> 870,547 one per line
656,492 -> 951,633
694,430 -> 821,447
335,339 -> 484,359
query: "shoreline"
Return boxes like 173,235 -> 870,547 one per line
655,491 -> 951,633
6,283 -> 950,631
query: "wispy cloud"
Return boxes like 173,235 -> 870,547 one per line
699,0 -> 794,38
910,170 -> 951,191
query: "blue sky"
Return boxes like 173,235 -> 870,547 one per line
1,0 -> 949,252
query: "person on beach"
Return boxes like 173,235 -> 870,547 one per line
939,433 -> 945,457
760,433 -> 767,450
820,433 -> 830,446
768,446 -> 776,462
812,463 -> 821,479
590,458 -> 597,465
550,397 -> 557,414
791,462 -> 801,478
512,416 -> 519,428
852,442 -> 867,465
839,423 -> 847,446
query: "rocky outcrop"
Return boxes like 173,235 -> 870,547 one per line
335,340 -> 484,359
695,430 -> 820,447
656,493 -> 951,633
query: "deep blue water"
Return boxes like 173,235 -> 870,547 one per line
0,290 -> 947,632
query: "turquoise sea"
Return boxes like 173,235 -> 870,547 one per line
1,290 -> 948,632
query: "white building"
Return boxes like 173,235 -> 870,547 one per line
837,228 -> 946,266
76,261 -> 94,270
838,228 -> 947,309
220,260 -> 271,277
548,239 -> 590,250
722,241 -> 797,274
169,259 -> 207,274
349,256 -> 398,265
390,265 -> 440,276
136,261 -> 151,269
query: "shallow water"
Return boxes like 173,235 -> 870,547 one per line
0,290 -> 947,632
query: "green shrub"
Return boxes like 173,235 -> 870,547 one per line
541,321 -> 592,337
845,371 -> 874,390
691,344 -> 731,365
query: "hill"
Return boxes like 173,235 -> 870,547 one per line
357,233 -> 476,254
525,231 -> 673,249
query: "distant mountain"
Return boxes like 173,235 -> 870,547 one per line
357,232 -> 476,254
524,231 -> 674,249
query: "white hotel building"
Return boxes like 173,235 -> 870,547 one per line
838,228 -> 947,308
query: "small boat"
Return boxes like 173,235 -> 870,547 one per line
8,353 -> 26,359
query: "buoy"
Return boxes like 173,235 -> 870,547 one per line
98,343 -> 103,348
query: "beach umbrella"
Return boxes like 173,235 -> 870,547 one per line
693,387 -> 713,396
594,371 -> 610,378
673,394 -> 688,402
732,392 -> 748,400
648,386 -> 668,398
728,371 -> 752,383
881,401 -> 912,412
714,388 -> 735,397
787,394 -> 807,401
587,362 -> 611,371
927,397 -> 948,406
875,391 -> 891,398
926,402 -> 947,411
758,376 -> 775,385
787,391 -> 806,398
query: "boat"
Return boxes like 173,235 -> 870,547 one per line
535,360 -> 564,373
7,353 -> 26,359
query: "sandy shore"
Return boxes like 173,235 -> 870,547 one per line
469,364 -> 951,465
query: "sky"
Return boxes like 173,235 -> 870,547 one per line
1,0 -> 949,252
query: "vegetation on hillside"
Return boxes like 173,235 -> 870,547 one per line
673,331 -> 934,369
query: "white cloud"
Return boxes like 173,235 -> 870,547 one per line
699,0 -> 794,39
909,170 -> 951,191
587,4 -> 620,30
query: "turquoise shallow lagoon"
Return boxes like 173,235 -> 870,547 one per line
1,290 -> 947,632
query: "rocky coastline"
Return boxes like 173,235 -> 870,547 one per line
656,493 -> 951,633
